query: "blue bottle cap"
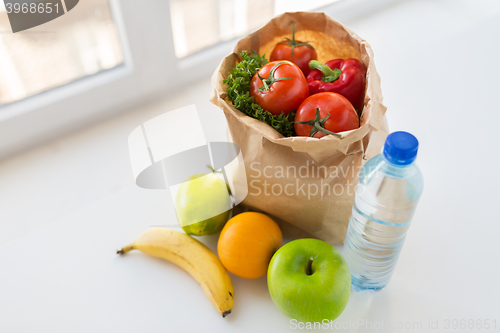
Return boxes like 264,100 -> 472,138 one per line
383,131 -> 419,165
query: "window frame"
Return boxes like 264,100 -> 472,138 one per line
0,0 -> 178,159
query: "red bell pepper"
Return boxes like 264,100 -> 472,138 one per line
307,59 -> 367,114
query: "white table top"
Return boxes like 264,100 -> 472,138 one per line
1,0 -> 500,332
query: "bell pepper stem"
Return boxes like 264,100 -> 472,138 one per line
309,60 -> 342,83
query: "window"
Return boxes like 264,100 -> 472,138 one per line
170,0 -> 341,58
0,0 -> 123,105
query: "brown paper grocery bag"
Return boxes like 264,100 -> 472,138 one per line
210,12 -> 389,244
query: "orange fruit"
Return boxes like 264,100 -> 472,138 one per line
217,212 -> 283,279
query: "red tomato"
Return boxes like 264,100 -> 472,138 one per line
270,22 -> 317,76
249,60 -> 309,116
294,92 -> 359,138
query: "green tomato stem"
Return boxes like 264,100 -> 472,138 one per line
257,61 -> 293,92
279,21 -> 315,60
294,108 -> 343,138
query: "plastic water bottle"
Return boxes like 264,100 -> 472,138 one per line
343,131 -> 424,291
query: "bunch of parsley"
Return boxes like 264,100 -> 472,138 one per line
223,50 -> 296,137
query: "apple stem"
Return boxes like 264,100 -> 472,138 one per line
306,256 -> 314,275
207,165 -> 222,174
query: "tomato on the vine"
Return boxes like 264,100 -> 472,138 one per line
249,60 -> 309,116
294,92 -> 359,138
270,21 -> 318,76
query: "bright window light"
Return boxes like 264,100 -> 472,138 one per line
0,0 -> 123,105
169,0 -> 340,58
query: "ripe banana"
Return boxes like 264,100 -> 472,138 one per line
117,228 -> 234,317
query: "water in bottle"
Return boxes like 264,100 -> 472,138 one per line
343,131 -> 424,291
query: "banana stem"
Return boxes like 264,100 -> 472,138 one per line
117,244 -> 134,254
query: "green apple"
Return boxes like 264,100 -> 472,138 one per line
267,238 -> 351,323
176,172 -> 231,235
